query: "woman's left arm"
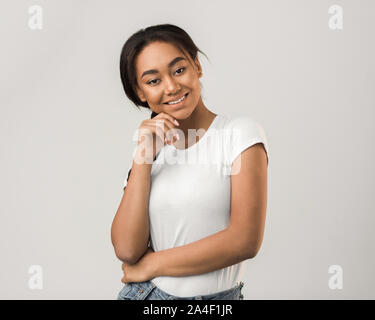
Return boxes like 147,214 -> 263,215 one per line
153,226 -> 249,277
121,144 -> 268,281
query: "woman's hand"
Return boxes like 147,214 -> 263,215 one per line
135,112 -> 180,164
121,247 -> 158,284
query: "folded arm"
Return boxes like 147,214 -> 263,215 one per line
153,226 -> 252,277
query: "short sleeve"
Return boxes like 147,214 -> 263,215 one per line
228,117 -> 269,166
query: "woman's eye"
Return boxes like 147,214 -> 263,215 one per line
175,67 -> 185,74
147,79 -> 159,85
147,68 -> 185,85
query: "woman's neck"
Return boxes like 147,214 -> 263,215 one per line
173,98 -> 217,149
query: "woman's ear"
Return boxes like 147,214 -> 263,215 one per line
194,56 -> 203,78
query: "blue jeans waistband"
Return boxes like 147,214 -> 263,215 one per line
122,280 -> 245,300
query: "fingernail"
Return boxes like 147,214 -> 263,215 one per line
174,133 -> 180,141
174,119 -> 179,126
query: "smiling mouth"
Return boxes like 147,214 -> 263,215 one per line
164,93 -> 189,105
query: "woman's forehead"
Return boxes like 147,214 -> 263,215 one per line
136,42 -> 190,70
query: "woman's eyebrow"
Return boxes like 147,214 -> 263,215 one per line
141,56 -> 186,78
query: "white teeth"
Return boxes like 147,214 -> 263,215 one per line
167,94 -> 186,105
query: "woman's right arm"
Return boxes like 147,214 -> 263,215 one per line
111,156 -> 152,264
110,112 -> 179,264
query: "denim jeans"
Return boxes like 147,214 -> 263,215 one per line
117,280 -> 244,300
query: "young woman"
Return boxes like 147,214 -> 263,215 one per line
111,24 -> 269,300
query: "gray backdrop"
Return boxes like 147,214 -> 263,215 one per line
1,0 -> 374,299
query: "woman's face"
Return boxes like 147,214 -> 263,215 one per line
135,41 -> 202,119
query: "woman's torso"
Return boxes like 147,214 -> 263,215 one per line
147,113 -> 246,297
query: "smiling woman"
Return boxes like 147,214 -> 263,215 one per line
119,24 -> 209,121
111,24 -> 269,301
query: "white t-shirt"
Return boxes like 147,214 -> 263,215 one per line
122,113 -> 269,297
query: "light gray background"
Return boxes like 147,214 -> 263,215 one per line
1,0 -> 374,299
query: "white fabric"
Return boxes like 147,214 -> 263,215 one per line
121,113 -> 269,297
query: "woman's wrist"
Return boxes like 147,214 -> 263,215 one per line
150,251 -> 163,278
134,143 -> 154,165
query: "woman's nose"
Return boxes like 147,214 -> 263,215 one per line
164,76 -> 181,93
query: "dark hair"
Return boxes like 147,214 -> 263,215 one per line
119,23 -> 208,119
119,24 -> 208,189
